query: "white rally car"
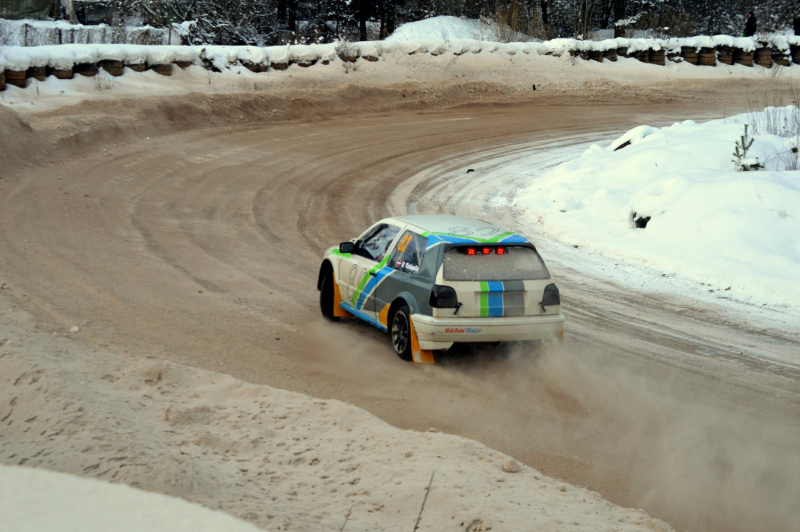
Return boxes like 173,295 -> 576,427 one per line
317,215 -> 565,363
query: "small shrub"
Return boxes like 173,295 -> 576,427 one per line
91,71 -> 118,91
732,124 -> 764,171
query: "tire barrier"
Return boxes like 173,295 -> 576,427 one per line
718,45 -> 735,65
98,59 -> 124,76
26,65 -> 46,81
4,70 -> 27,88
2,38 -> 799,92
698,47 -> 717,66
755,48 -> 773,68
773,51 -> 791,67
681,46 -> 699,65
632,50 -> 649,63
649,49 -> 665,66
47,67 -> 73,79
73,63 -> 98,77
243,62 -> 267,73
147,64 -> 173,76
735,49 -> 754,67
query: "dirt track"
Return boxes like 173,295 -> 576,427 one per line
1,80 -> 799,532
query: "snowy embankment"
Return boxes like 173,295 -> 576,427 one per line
0,466 -> 263,532
517,106 -> 800,324
0,319 -> 673,532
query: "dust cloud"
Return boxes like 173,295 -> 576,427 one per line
438,339 -> 800,532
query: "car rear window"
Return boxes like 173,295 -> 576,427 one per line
443,246 -> 550,281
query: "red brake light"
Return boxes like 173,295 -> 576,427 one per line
496,247 -> 505,255
482,247 -> 491,255
467,248 -> 476,255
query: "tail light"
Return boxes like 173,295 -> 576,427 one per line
429,285 -> 459,308
541,283 -> 560,307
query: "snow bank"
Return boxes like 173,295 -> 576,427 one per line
386,15 -> 495,42
0,323 -> 675,532
518,106 -> 800,310
1,466 -> 263,532
3,33 -> 800,74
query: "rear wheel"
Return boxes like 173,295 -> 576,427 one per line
319,272 -> 339,321
390,304 -> 412,361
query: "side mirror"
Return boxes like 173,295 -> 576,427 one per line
339,241 -> 355,254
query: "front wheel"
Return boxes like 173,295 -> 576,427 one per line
319,272 -> 339,321
390,304 -> 413,361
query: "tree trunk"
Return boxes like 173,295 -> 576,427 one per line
613,0 -> 625,37
387,2 -> 396,36
359,0 -> 368,41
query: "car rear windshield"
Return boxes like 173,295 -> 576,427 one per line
443,246 -> 550,281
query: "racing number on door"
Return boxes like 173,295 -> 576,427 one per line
345,263 -> 369,303
346,264 -> 358,300
397,233 -> 413,253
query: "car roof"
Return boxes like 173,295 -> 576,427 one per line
388,215 -> 530,245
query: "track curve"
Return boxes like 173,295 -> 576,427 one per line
1,93 -> 798,532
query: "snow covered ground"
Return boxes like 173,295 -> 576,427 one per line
2,15 -> 799,532
513,108 -> 800,346
1,466 -> 263,532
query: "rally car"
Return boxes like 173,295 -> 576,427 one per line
317,215 -> 565,363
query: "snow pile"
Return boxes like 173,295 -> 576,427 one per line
386,15 -> 799,52
386,15 -> 531,43
386,15 -> 504,42
517,106 -> 800,309
0,466 -> 263,532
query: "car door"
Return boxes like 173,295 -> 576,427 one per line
337,222 -> 402,322
372,230 -> 432,325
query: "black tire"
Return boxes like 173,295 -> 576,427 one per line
390,304 -> 413,361
319,272 -> 339,321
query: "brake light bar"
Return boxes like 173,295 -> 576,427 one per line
464,246 -> 507,255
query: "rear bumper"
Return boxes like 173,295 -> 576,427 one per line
411,313 -> 565,351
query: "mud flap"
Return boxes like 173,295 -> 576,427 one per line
409,318 -> 434,364
332,273 -> 354,318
